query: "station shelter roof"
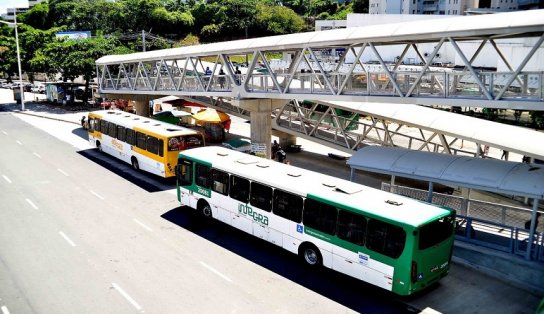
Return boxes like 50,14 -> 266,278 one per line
347,146 -> 544,199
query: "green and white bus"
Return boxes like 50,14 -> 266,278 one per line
175,146 -> 455,296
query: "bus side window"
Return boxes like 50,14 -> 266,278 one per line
117,126 -> 126,142
273,189 -> 303,223
108,122 -> 117,138
250,182 -> 272,212
337,210 -> 366,246
100,120 -> 108,133
136,132 -> 146,149
146,136 -> 159,156
211,169 -> 229,195
366,219 -> 406,259
303,198 -> 337,235
176,159 -> 193,186
195,163 -> 212,189
230,175 -> 249,203
126,129 -> 135,145
158,139 -> 164,157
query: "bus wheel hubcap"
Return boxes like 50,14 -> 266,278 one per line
305,249 -> 317,265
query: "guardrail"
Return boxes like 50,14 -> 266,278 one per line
381,183 -> 544,262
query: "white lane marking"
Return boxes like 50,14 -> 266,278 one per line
112,283 -> 142,311
2,175 -> 12,184
200,261 -> 232,282
57,168 -> 69,177
133,219 -> 153,232
1,305 -> 10,314
1,130 -> 7,135
16,140 -> 22,145
33,152 -> 42,158
25,198 -> 38,210
90,190 -> 104,200
59,231 -> 76,247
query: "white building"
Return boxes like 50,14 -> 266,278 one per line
1,0 -> 43,24
368,0 -> 539,15
341,13 -> 544,71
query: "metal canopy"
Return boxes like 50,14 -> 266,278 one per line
347,146 -> 544,199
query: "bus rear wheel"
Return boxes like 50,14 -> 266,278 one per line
131,158 -> 139,171
299,243 -> 322,267
96,141 -> 103,153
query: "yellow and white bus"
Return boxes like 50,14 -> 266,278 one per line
175,146 -> 456,296
87,110 -> 204,178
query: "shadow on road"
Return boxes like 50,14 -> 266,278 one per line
77,148 -> 176,193
161,207 -> 419,314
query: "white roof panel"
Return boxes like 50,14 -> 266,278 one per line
348,146 -> 544,199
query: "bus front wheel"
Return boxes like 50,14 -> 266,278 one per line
198,201 -> 213,219
299,243 -> 322,267
96,141 -> 103,153
131,158 -> 139,171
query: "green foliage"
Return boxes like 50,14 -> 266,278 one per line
352,0 -> 369,13
255,3 -> 305,35
2,0 -> 363,81
529,111 -> 544,129
175,33 -> 200,47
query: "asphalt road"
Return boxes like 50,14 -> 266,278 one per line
1,109 -> 541,314
0,112 -> 418,313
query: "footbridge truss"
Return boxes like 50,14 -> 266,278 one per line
178,95 -> 544,162
97,10 -> 544,110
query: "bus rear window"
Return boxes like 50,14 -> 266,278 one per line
419,215 -> 454,250
168,135 -> 204,151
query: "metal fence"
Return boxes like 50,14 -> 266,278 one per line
381,183 -> 544,262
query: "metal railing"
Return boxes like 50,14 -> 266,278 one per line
381,183 -> 544,262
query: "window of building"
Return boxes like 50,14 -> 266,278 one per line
250,182 -> 272,212
273,189 -> 303,223
303,198 -> 337,235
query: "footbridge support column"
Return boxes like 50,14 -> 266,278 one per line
234,99 -> 288,159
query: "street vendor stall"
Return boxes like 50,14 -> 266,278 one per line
192,109 -> 231,142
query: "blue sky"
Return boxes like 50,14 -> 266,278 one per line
0,0 -> 29,15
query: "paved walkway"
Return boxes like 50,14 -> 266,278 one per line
1,90 -> 542,313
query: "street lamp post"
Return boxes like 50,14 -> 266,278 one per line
1,12 -> 24,111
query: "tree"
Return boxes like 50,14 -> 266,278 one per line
352,0 -> 369,13
31,37 -> 131,101
255,3 -> 305,35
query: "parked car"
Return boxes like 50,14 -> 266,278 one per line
31,83 -> 45,94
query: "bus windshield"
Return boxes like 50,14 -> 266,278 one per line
168,135 -> 204,151
418,214 -> 455,250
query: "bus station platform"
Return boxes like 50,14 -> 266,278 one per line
1,93 -> 542,313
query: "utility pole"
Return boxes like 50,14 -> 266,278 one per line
142,30 -> 146,52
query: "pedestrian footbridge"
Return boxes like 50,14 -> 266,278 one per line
96,10 -> 544,110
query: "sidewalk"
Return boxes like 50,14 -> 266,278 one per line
2,96 -> 542,313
